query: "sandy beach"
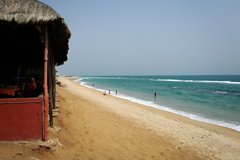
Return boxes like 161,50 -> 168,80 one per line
0,76 -> 240,160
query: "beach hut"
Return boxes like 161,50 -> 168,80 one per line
0,0 -> 71,141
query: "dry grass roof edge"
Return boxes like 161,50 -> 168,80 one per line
0,0 -> 71,65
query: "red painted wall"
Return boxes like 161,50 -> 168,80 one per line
0,98 -> 43,141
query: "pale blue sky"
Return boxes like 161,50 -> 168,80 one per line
41,0 -> 240,75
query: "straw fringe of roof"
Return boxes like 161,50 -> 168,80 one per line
0,0 -> 71,65
0,0 -> 61,24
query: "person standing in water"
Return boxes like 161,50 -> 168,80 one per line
154,92 -> 157,100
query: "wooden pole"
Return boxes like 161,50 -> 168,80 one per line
52,59 -> 56,110
43,26 -> 49,141
48,42 -> 53,128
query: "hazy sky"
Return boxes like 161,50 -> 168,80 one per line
40,0 -> 240,76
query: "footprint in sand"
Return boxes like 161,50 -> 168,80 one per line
151,155 -> 156,159
75,154 -> 81,158
88,148 -> 94,152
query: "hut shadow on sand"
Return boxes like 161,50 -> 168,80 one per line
0,0 -> 70,141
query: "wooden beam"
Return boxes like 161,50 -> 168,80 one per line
43,26 -> 49,141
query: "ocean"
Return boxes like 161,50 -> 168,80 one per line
76,75 -> 240,132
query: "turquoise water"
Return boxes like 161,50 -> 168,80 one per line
77,75 -> 240,131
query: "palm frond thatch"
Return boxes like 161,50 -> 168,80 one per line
0,0 -> 71,65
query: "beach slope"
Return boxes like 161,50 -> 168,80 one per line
0,76 -> 240,160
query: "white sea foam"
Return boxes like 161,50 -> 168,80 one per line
75,78 -> 114,94
215,91 -> 228,95
76,77 -> 240,132
152,79 -> 240,85
115,93 -> 240,132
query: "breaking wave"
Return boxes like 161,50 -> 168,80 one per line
151,79 -> 240,85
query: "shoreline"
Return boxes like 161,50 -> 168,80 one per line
75,77 -> 240,132
71,77 -> 240,137
61,76 -> 240,159
1,76 -> 239,159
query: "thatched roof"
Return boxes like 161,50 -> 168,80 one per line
0,0 -> 71,65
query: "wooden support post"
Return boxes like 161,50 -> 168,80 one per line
52,64 -> 56,110
48,41 -> 53,128
43,26 -> 49,141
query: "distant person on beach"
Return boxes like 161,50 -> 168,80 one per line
108,90 -> 110,94
154,92 -> 157,100
92,83 -> 94,87
116,90 -> 117,95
